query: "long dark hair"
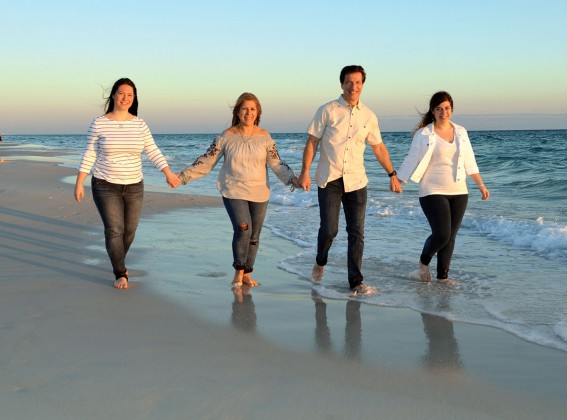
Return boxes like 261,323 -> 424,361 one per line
105,78 -> 139,116
414,91 -> 454,133
231,92 -> 262,127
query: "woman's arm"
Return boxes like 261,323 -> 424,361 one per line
266,141 -> 297,186
179,137 -> 224,184
470,173 -> 490,200
74,171 -> 89,203
397,132 -> 426,183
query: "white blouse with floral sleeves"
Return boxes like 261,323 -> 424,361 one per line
179,132 -> 296,202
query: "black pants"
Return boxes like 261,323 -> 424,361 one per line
419,194 -> 468,280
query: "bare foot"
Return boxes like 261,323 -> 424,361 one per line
312,264 -> 324,282
437,278 -> 458,286
351,283 -> 378,296
242,273 -> 259,287
418,262 -> 432,282
113,277 -> 128,289
410,261 -> 432,282
232,270 -> 244,287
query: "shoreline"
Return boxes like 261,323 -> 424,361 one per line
1,150 -> 567,419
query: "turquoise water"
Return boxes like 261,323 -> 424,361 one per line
4,129 -> 567,352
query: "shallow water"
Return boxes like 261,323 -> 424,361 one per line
6,129 -> 567,352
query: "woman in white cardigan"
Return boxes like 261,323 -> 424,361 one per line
397,91 -> 490,284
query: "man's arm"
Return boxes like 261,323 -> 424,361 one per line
370,143 -> 402,194
297,135 -> 320,191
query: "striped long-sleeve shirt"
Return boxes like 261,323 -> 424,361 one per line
78,116 -> 169,184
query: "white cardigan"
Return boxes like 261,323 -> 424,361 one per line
397,122 -> 480,184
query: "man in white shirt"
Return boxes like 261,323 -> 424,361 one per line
297,65 -> 401,294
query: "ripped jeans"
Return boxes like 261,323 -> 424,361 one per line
222,197 -> 269,273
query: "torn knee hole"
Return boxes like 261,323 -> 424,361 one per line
238,223 -> 249,231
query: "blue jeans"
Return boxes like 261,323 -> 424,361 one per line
419,194 -> 468,280
317,178 -> 367,289
222,197 -> 269,273
91,177 -> 144,280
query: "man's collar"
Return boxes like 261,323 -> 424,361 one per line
339,95 -> 362,109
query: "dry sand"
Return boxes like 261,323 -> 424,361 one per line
1,151 -> 566,419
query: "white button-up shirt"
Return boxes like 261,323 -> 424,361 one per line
307,95 -> 383,192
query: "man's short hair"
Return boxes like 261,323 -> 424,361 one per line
340,65 -> 366,84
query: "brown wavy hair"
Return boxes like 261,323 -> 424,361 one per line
231,92 -> 262,127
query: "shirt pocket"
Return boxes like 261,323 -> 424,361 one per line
354,124 -> 370,143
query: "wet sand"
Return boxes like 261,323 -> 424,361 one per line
1,149 -> 566,419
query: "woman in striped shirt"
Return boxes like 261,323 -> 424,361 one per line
74,78 -> 180,289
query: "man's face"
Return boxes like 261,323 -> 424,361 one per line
341,72 -> 364,105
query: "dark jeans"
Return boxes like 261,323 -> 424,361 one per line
91,177 -> 144,280
317,178 -> 367,289
419,194 -> 468,280
222,197 -> 269,273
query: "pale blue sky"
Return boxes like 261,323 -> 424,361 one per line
1,0 -> 566,134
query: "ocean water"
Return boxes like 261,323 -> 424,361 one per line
6,129 -> 567,352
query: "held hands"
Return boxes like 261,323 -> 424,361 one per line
297,172 -> 311,191
164,170 -> 181,188
289,176 -> 302,191
390,176 -> 402,194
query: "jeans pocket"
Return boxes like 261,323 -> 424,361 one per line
127,180 -> 144,195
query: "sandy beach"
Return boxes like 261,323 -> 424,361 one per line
1,149 -> 567,419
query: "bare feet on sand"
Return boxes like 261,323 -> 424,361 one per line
113,277 -> 128,289
232,271 -> 259,288
351,283 -> 378,295
242,273 -> 259,287
312,264 -> 324,282
232,271 -> 243,287
409,261 -> 432,282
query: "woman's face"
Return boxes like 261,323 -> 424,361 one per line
238,100 -> 258,127
113,84 -> 135,112
432,100 -> 452,123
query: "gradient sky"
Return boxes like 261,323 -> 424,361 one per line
1,0 -> 566,134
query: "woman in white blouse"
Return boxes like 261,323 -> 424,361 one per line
74,78 -> 180,289
179,92 -> 298,288
397,91 -> 489,285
